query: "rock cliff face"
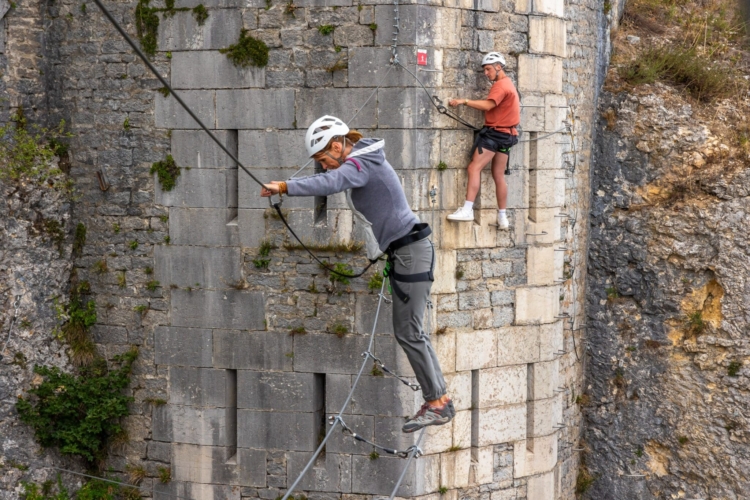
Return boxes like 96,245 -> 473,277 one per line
0,168 -> 76,494
584,21 -> 750,499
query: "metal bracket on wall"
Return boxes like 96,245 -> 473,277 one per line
96,168 -> 110,191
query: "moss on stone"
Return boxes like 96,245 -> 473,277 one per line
220,29 -> 269,68
192,4 -> 209,25
150,154 -> 181,192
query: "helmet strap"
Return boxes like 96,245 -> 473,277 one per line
324,136 -> 347,167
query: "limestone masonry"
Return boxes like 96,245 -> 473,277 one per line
0,0 -> 607,496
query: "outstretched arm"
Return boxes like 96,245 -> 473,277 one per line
260,161 -> 369,198
448,98 -> 497,112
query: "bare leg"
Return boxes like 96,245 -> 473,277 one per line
490,153 -> 509,209
465,149 -> 497,203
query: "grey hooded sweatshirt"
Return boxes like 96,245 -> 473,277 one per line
285,138 -> 420,252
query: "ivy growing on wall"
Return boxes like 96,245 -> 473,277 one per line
16,347 -> 138,465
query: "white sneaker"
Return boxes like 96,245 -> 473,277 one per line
497,214 -> 509,229
447,206 -> 474,221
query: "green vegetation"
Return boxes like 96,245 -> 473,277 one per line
192,4 -> 208,24
21,475 -> 125,500
368,272 -> 383,290
259,239 -> 274,257
368,23 -> 377,31
144,266 -> 153,275
620,46 -> 736,102
73,223 -> 86,256
219,29 -> 270,68
135,0 -> 202,56
447,445 -> 462,452
289,326 -> 307,335
43,219 -> 66,254
283,240 -> 363,253
55,282 -> 97,366
326,57 -> 348,73
329,323 -> 348,338
16,347 -> 138,465
252,240 -> 274,269
686,310 -> 705,335
112,223 -> 121,234
575,467 -> 595,494
436,161 -> 448,171
93,260 -> 108,274
126,464 -> 146,485
455,265 -> 464,280
438,486 -> 448,495
284,0 -> 297,16
728,361 -> 742,377
605,286 -> 619,301
157,86 -> 170,97
318,24 -> 334,35
158,467 -> 172,484
369,451 -> 379,460
678,435 -> 689,445
123,117 -> 130,130
118,271 -> 127,288
328,262 -> 353,285
146,280 -> 160,292
164,235 -> 171,244
0,114 -> 73,192
133,304 -> 149,314
129,240 -> 139,251
634,445 -> 643,457
150,154 -> 181,191
371,363 -> 384,377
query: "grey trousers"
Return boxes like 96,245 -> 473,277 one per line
391,237 -> 447,402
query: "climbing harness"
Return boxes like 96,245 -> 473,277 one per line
383,224 -> 434,304
0,294 -> 21,357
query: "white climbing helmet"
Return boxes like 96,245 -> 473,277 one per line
481,52 -> 506,67
305,115 -> 350,158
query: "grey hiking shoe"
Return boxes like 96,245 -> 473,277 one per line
402,399 -> 455,433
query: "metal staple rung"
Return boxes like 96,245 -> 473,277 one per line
525,231 -> 548,236
554,247 -> 568,251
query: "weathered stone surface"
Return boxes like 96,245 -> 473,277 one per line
171,51 -> 265,89
216,89 -> 296,129
213,330 -> 293,370
170,289 -> 265,330
154,327 -> 213,366
155,245 -> 242,288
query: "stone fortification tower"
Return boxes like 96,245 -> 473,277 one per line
0,0 -> 606,494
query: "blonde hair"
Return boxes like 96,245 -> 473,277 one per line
322,130 -> 363,152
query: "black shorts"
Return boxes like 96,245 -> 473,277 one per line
472,127 -> 519,156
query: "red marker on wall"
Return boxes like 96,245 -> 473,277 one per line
417,49 -> 427,66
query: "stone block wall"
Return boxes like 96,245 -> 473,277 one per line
0,0 -> 606,495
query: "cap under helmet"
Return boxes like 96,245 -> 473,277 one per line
305,115 -> 350,158
481,52 -> 506,67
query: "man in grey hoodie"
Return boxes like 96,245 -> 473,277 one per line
261,115 -> 454,433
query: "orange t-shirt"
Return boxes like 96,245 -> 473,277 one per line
484,77 -> 520,136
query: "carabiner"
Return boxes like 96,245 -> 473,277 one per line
267,193 -> 284,209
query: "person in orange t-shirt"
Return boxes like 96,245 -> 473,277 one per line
446,52 -> 520,229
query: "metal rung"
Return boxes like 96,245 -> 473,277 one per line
555,313 -> 571,318
555,213 -> 570,218
622,474 -> 646,478
554,247 -> 568,251
555,350 -> 567,355
521,104 -> 545,108
551,105 -> 570,108
526,231 -> 548,236
572,447 -> 585,451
